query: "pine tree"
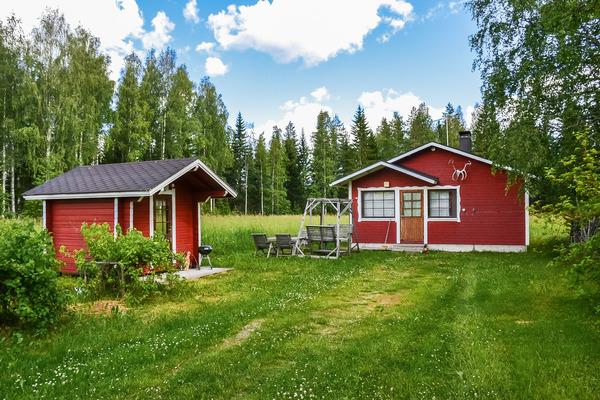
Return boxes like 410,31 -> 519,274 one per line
228,112 -> 249,212
351,106 -> 378,168
311,111 -> 336,197
375,117 -> 397,159
283,121 -> 303,212
435,103 -> 465,148
407,103 -> 436,147
390,112 -> 407,153
266,126 -> 289,214
251,132 -> 268,215
297,129 -> 310,207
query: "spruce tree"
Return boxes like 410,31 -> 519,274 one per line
228,112 -> 249,212
266,126 -> 289,214
139,50 -> 162,159
407,103 -> 436,148
390,112 -> 407,153
311,111 -> 336,197
351,106 -> 378,168
283,121 -> 303,212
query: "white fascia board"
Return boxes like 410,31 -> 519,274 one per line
148,159 -> 237,198
330,161 -> 437,187
387,142 -> 494,166
24,159 -> 238,201
383,162 -> 437,184
23,191 -> 149,200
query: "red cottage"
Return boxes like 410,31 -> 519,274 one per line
23,158 -> 236,273
330,132 -> 529,252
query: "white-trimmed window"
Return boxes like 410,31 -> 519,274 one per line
362,190 -> 395,218
428,189 -> 458,218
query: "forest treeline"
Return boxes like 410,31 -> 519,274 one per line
0,10 -> 473,215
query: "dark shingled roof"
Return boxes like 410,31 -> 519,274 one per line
23,158 -> 198,197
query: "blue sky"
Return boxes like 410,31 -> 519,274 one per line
2,0 -> 481,136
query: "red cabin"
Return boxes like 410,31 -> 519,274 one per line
23,158 -> 236,273
330,133 -> 529,252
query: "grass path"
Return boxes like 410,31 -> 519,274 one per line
1,216 -> 598,399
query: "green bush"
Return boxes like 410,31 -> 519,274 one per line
75,223 -> 185,304
554,232 -> 600,312
0,219 -> 66,328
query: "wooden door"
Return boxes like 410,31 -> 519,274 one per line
400,190 -> 424,243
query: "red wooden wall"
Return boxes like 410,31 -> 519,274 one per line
351,147 -> 526,246
47,198 -> 114,273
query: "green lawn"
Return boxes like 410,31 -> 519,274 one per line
1,215 -> 598,399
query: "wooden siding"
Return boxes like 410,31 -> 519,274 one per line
132,197 -> 150,236
352,147 -> 526,246
48,198 -> 114,273
174,184 -> 197,261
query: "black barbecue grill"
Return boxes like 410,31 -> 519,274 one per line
198,245 -> 213,269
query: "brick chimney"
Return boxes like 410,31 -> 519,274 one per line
459,131 -> 472,153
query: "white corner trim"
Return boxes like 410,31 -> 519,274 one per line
395,188 -> 400,243
348,181 -> 352,200
42,200 -> 47,229
149,195 -> 154,237
129,201 -> 134,230
113,198 -> 118,239
423,189 -> 428,244
171,188 -> 177,252
197,202 -> 202,256
525,190 -> 530,246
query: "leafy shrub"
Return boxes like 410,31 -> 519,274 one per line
0,219 -> 66,328
75,223 -> 185,304
554,232 -> 600,312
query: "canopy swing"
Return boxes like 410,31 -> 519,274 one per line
293,198 -> 359,259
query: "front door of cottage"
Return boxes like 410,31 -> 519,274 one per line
400,190 -> 424,243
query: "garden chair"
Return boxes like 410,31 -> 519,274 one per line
275,234 -> 296,257
252,233 -> 275,257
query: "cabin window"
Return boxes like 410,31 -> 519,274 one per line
362,190 -> 395,218
428,189 -> 457,218
154,195 -> 172,241
402,192 -> 422,217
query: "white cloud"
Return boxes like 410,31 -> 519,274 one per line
0,1 -> 178,81
195,41 -> 215,53
0,0 -> 145,80
204,56 -> 229,76
464,105 -> 475,129
357,89 -> 444,126
140,11 -> 175,50
207,0 -> 414,66
311,87 -> 330,102
183,0 -> 200,23
448,0 -> 467,14
255,89 -> 333,137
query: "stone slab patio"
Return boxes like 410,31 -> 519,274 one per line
175,267 -> 232,280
